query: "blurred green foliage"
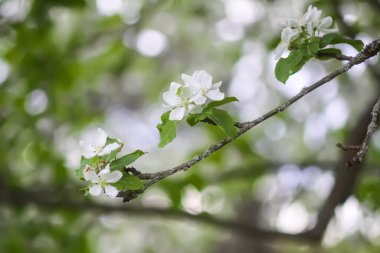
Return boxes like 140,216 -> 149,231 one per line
1,0 -> 380,252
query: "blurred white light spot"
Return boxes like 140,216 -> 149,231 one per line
276,202 -> 309,234
0,60 -> 10,85
372,130 -> 380,150
96,0 -> 123,16
264,118 -> 286,141
216,19 -> 244,42
202,186 -> 225,214
25,89 -> 48,115
182,186 -> 202,214
304,113 -> 328,149
136,29 -> 167,57
254,175 -> 277,202
123,0 -> 142,24
324,97 -> 348,130
311,171 -> 334,199
361,213 -> 380,242
343,14 -> 357,25
224,0 -> 263,25
0,0 -> 29,21
301,166 -> 322,189
277,164 -> 302,192
335,197 -> 363,236
141,189 -> 171,208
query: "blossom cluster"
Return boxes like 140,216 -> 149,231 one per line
80,128 -> 122,198
275,5 -> 336,59
162,70 -> 224,121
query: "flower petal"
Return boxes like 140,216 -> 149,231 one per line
99,142 -> 121,156
163,91 -> 181,106
194,70 -> 212,89
95,128 -> 108,149
98,164 -> 111,176
206,89 -> 224,101
103,170 -> 123,183
169,82 -> 182,93
89,185 -> 102,196
319,16 -> 332,28
83,150 -> 96,159
211,81 -> 222,90
104,185 -> 119,198
182,73 -> 200,88
169,107 -> 186,121
288,18 -> 299,28
193,95 -> 207,105
84,169 -> 99,183
274,43 -> 287,60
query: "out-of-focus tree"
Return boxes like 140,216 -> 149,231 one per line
1,0 -> 380,252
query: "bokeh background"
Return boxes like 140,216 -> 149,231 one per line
1,0 -> 380,252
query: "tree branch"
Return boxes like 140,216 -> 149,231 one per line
118,39 -> 380,202
0,186 -> 318,243
338,96 -> 380,169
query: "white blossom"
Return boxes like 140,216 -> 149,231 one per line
181,70 -> 224,105
274,5 -> 336,59
79,128 -> 121,159
83,164 -> 122,198
302,5 -> 336,36
162,82 -> 202,121
162,71 -> 224,121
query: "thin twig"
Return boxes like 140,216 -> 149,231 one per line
336,143 -> 361,151
119,38 -> 380,201
309,3 -> 380,240
342,96 -> 380,169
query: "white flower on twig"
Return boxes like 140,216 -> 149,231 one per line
274,5 -> 336,59
181,70 -> 224,105
83,164 -> 122,198
162,70 -> 224,121
79,128 -> 121,159
162,82 -> 202,121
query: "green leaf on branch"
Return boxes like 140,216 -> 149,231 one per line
112,173 -> 143,191
186,109 -> 213,126
316,48 -> 344,60
320,33 -> 364,51
208,108 -> 238,138
110,150 -> 145,171
275,51 -> 309,84
187,97 -> 238,127
157,111 -> 180,148
205,97 -> 239,109
300,37 -> 320,57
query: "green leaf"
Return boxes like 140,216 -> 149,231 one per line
186,97 -> 239,127
320,33 -> 364,51
208,108 -> 238,138
316,48 -> 344,60
157,111 -> 180,148
205,97 -> 239,109
112,173 -> 143,191
275,51 -> 309,84
300,37 -> 320,57
186,109 -> 213,126
110,150 -> 145,171
356,177 -> 380,210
